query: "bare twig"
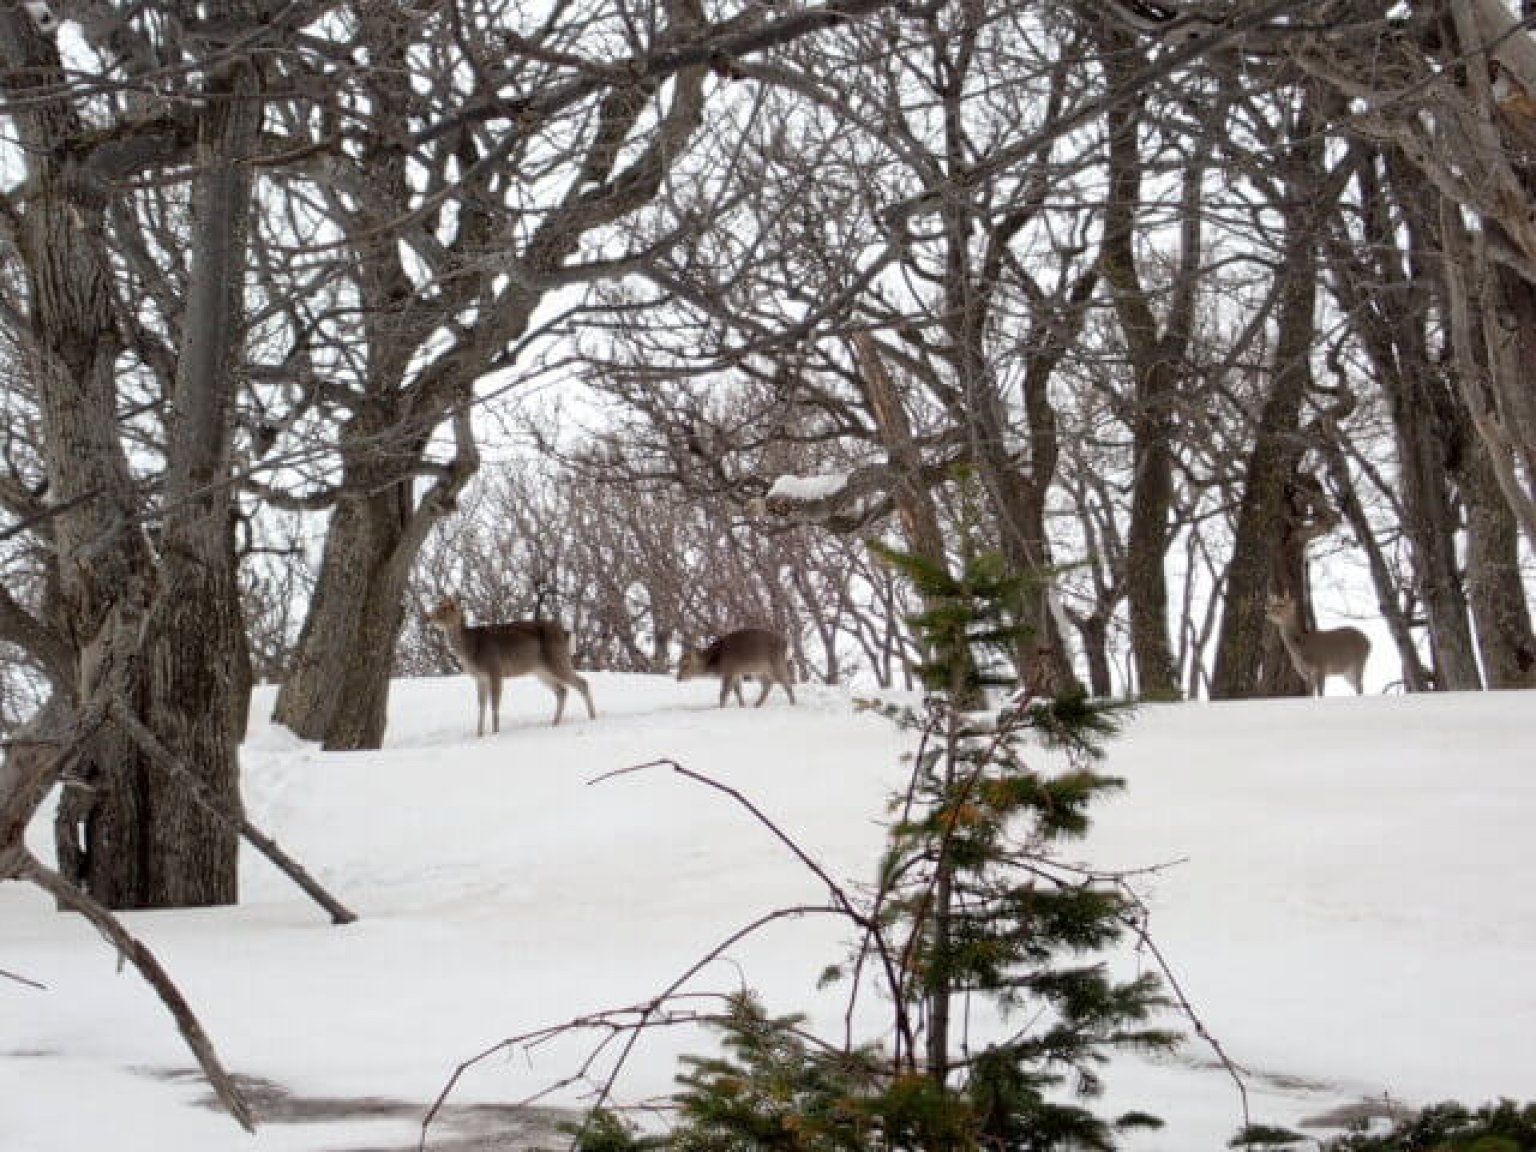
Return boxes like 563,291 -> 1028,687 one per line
1043,848 -> 1252,1130
0,964 -> 46,990
420,901 -> 839,1151
592,759 -> 915,1060
1111,877 -> 1253,1131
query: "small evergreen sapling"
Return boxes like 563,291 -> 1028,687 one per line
659,546 -> 1176,1152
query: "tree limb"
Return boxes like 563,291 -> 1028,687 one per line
8,848 -> 258,1132
106,698 -> 357,925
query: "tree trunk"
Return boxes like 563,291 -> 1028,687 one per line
1461,444 -> 1536,687
129,46 -> 263,904
273,478 -> 412,749
2,6 -> 259,907
1074,612 -> 1115,699
1387,380 -> 1483,691
853,333 -> 992,708
1325,145 -> 1479,691
1096,27 -> 1205,700
274,412 -> 477,749
1212,88 -> 1329,700
1122,386 -> 1180,699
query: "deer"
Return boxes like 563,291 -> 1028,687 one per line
426,597 -> 596,735
677,628 -> 797,708
1263,593 -> 1371,697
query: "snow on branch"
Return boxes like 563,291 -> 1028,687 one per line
764,471 -> 851,503
750,455 -> 960,535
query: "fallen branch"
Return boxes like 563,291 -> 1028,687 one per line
107,698 -> 357,925
10,848 -> 256,1132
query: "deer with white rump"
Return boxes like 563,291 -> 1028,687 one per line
1263,593 -> 1371,696
677,628 -> 797,708
427,597 -> 596,735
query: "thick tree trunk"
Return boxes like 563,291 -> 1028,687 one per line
1074,612 -> 1115,699
1122,372 -> 1180,700
1461,446 -> 1536,687
853,333 -> 985,708
1327,146 -> 1480,691
1096,29 -> 1202,700
274,412 -> 477,750
4,19 -> 154,906
983,459 -> 1081,697
129,48 -> 263,905
1388,382 -> 1483,691
1378,158 -> 1482,688
1212,90 -> 1329,700
4,7 -> 258,907
273,483 -> 410,750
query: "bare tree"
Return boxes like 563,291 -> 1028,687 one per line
1093,19 -> 1217,698
1209,81 -> 1348,699
405,456 -> 884,687
0,2 -> 266,906
262,0 -> 935,749
1112,0 -> 1536,548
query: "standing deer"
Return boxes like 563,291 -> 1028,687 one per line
677,628 -> 797,708
427,597 -> 596,735
1263,594 -> 1371,696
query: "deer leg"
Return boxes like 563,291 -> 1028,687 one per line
753,679 -> 771,707
567,672 -> 596,719
488,675 -> 504,733
535,671 -> 569,725
775,660 -> 796,704
472,677 -> 487,737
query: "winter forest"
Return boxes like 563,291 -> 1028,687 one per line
2,0 -> 1536,1146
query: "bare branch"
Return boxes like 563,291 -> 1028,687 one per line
106,699 -> 357,925
10,849 -> 257,1132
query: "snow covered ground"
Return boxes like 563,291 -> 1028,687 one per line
3,674 -> 1533,1152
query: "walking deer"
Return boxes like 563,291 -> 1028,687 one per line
1263,594 -> 1371,697
677,628 -> 797,708
427,597 -> 596,735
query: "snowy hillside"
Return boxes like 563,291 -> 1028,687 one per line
3,675 -> 1534,1152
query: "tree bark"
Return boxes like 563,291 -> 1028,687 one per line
272,3 -> 706,748
0,11 -> 215,908
1211,86 -> 1332,700
1097,32 -> 1194,699
1460,437 -> 1536,687
1323,146 -> 1482,690
127,41 -> 263,904
274,411 -> 477,749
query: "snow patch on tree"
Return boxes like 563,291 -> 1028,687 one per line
765,472 -> 851,503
